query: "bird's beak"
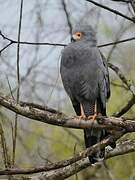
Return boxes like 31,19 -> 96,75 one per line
71,36 -> 75,42
71,34 -> 78,42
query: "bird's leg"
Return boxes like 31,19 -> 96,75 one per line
79,104 -> 86,120
88,102 -> 97,120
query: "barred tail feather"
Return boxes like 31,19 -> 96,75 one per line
84,128 -> 106,164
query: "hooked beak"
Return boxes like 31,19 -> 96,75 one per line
71,36 -> 75,42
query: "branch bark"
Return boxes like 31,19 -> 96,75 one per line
40,139 -> 135,180
0,132 -> 124,176
0,94 -> 135,132
2,137 -> 135,180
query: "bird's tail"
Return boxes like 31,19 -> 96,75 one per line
84,128 -> 107,164
83,100 -> 116,164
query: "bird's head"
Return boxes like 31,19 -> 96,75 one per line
71,25 -> 97,45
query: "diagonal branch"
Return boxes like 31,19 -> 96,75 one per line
0,132 -> 124,176
108,63 -> 135,96
86,0 -> 135,23
108,63 -> 135,116
113,95 -> 135,117
41,139 -> 135,180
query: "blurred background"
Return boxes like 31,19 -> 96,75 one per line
0,0 -> 135,179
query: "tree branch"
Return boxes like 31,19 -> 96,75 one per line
111,0 -> 130,2
113,95 -> 135,117
40,139 -> 135,180
0,132 -> 124,176
86,0 -> 135,23
1,138 -> 135,179
12,0 -> 24,166
108,63 -> 135,96
62,0 -> 73,36
0,94 -> 135,132
1,30 -> 135,53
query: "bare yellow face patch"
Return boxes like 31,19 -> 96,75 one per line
72,32 -> 82,40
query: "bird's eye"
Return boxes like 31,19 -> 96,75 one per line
76,32 -> 82,37
72,32 -> 82,41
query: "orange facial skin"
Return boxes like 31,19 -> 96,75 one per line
72,32 -> 82,40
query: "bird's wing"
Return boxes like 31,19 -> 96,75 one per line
96,50 -> 110,110
60,47 -> 81,116
99,51 -> 110,99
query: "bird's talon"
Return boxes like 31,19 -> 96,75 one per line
88,114 -> 97,120
79,115 -> 86,120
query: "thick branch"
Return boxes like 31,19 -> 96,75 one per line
0,132 -> 123,176
40,139 -> 135,180
2,135 -> 135,179
0,95 -> 135,131
106,139 -> 135,158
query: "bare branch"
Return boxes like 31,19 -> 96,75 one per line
108,63 -> 135,96
98,36 -> 135,48
0,41 -> 13,54
129,0 -> 135,14
0,123 -> 11,168
0,95 -> 135,132
1,31 -> 135,52
12,0 -> 24,166
0,132 -> 123,176
86,0 -> 135,23
113,95 -> 135,117
108,63 -> 135,116
62,0 -> 73,36
111,0 -> 130,2
40,139 -> 135,180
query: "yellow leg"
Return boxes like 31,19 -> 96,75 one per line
79,104 -> 86,120
88,101 -> 97,120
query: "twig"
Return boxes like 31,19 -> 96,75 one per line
129,0 -> 135,14
113,95 -> 135,117
12,0 -> 23,166
106,18 -> 127,61
63,128 -> 83,145
6,76 -> 15,100
108,63 -> 135,96
73,143 -> 78,180
86,0 -> 135,23
0,30 -> 66,47
0,41 -> 13,54
0,123 -> 11,168
108,63 -> 135,116
1,30 -> 135,50
111,0 -> 130,2
98,36 -> 135,47
62,0 -> 73,36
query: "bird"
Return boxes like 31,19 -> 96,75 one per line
60,24 -> 115,164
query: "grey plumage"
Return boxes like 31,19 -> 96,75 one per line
60,24 -> 114,164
